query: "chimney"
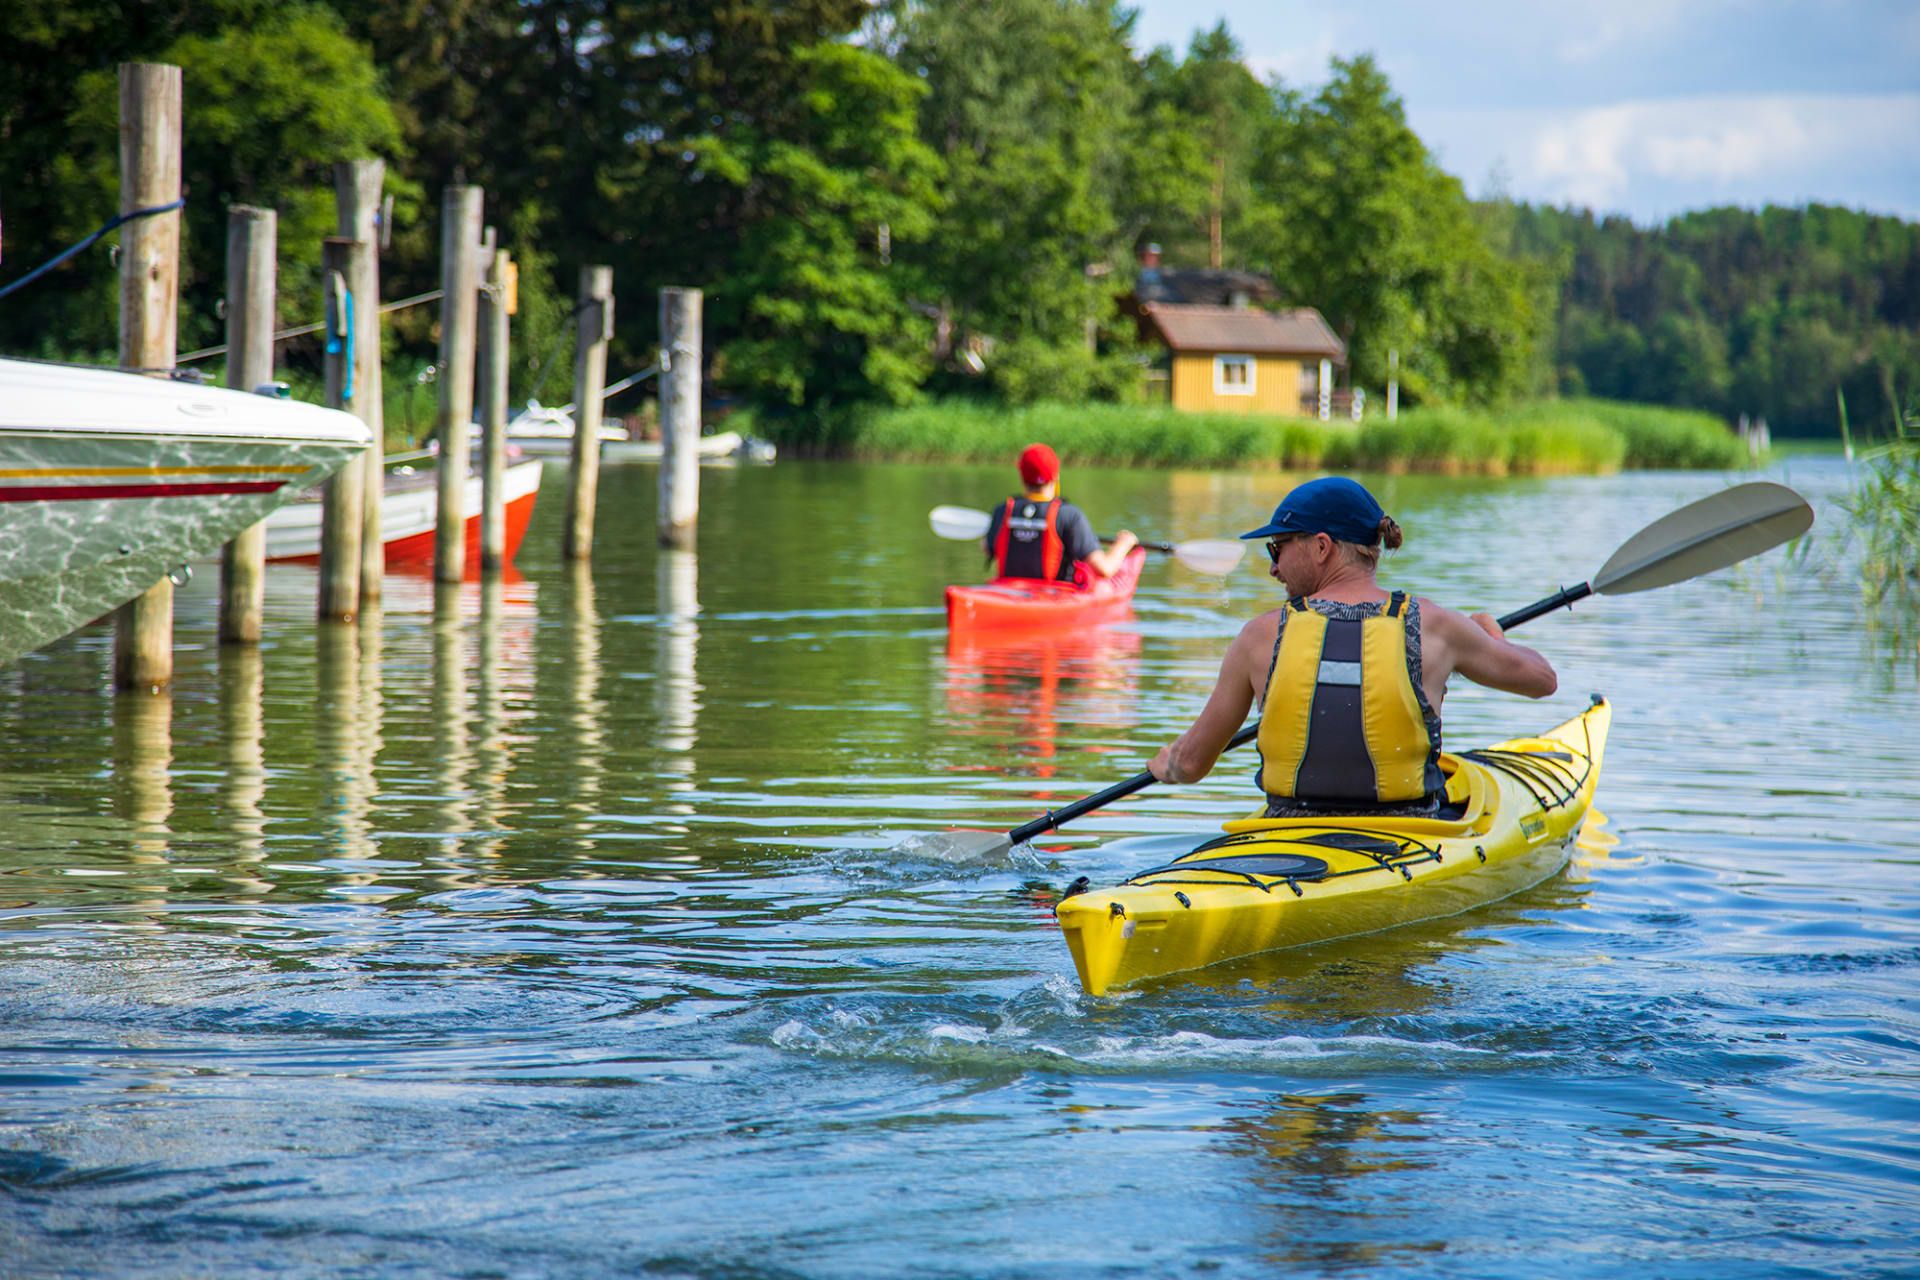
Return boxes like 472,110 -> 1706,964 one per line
1138,242 -> 1161,270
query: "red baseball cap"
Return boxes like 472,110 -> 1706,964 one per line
1018,443 -> 1060,487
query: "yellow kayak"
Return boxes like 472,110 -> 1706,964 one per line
1057,697 -> 1611,995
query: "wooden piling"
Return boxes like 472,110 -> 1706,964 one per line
478,246 -> 511,570
658,286 -> 702,549
219,205 -> 275,645
563,265 -> 613,561
334,160 -> 386,605
434,185 -> 484,583
319,237 -> 367,620
113,62 -> 182,692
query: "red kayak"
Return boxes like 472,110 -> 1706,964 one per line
945,546 -> 1146,630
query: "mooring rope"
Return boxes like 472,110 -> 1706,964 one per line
0,199 -> 186,302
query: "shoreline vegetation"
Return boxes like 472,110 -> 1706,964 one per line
1840,432 -> 1920,599
756,396 -> 1752,474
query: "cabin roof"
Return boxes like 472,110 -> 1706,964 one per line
1141,303 -> 1347,360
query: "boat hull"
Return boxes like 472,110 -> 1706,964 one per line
945,546 -> 1146,630
263,458 -> 543,567
1057,698 -> 1612,994
0,359 -> 369,664
498,428 -> 774,463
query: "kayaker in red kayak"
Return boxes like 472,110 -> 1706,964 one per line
983,444 -> 1138,584
1146,476 -> 1557,816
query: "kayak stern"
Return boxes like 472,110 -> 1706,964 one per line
1058,698 -> 1612,995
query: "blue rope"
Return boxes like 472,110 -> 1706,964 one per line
0,199 -> 186,302
325,279 -> 355,402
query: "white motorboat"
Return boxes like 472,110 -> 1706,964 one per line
0,357 -> 370,665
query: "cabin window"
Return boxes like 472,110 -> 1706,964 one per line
1214,354 -> 1255,396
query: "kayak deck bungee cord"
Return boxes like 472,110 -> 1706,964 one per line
1056,696 -> 1611,994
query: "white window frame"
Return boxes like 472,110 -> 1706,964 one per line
1213,353 -> 1256,396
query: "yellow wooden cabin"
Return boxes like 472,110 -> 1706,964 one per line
1137,302 -> 1348,416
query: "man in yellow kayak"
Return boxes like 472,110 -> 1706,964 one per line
983,444 -> 1138,583
1147,476 -> 1557,816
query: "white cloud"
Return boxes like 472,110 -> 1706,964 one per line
1421,92 -> 1920,218
1245,38 -> 1338,89
1640,103 -> 1810,183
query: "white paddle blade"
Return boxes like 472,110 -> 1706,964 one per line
1171,539 -> 1248,576
1594,481 -> 1813,595
892,829 -> 1015,864
930,505 -> 993,541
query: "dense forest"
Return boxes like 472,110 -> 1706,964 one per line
1509,204 -> 1920,437
2,0 -> 1914,437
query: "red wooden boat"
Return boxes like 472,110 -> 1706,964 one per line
263,457 -> 543,567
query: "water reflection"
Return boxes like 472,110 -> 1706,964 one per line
112,689 -> 171,853
656,549 -> 700,817
468,570 -> 540,855
474,574 -> 508,855
1224,1092 -> 1438,1272
316,621 -> 376,860
432,581 -> 475,851
943,625 -> 1141,780
217,644 -> 266,868
558,560 -> 607,846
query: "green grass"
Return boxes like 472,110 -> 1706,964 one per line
1840,431 -> 1920,599
779,395 -> 1747,474
1561,398 -> 1750,469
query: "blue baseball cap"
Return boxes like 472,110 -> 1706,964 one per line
1241,477 -> 1387,545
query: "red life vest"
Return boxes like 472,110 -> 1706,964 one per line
993,497 -> 1067,581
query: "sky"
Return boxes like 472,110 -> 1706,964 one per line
1121,0 -> 1920,224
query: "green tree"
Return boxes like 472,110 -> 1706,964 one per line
1136,24 -> 1271,271
1253,56 -> 1544,404
14,7 -> 403,358
890,0 -> 1144,400
0,0 -> 273,353
691,41 -> 943,407
1512,201 -> 1920,434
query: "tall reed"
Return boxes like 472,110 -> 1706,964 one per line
781,396 -> 1742,474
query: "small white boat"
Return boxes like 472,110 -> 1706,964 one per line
0,357 -> 369,665
499,402 -> 776,464
263,456 -> 544,568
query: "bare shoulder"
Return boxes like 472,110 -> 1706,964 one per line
1415,596 -> 1465,632
1233,607 -> 1283,652
1223,608 -> 1282,684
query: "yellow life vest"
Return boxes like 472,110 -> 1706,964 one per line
1256,591 -> 1444,806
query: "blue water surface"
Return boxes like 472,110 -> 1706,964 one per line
1,454 -> 1915,1278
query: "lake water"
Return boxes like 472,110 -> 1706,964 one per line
2,453 -> 1915,1278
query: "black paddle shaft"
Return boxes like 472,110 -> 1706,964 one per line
1100,534 -> 1174,552
1005,581 -> 1582,846
1496,582 -> 1593,631
1006,725 -> 1260,845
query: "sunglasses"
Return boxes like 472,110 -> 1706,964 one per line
1265,532 -> 1308,563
